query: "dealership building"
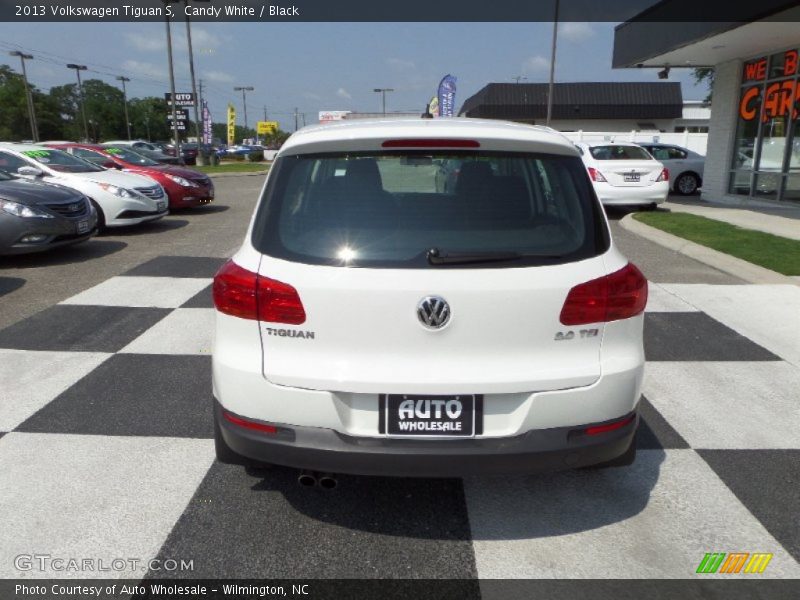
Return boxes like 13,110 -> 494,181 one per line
614,1 -> 800,204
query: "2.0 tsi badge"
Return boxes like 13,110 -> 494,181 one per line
417,296 -> 451,330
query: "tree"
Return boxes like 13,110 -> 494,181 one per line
128,96 -> 172,142
0,64 -> 37,140
693,68 -> 715,103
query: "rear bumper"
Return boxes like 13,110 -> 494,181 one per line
215,399 -> 638,477
594,181 -> 669,206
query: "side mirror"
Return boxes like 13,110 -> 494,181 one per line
17,166 -> 44,177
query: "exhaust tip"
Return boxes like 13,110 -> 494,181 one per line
297,470 -> 317,487
318,474 -> 337,490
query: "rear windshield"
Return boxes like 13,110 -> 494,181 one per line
589,145 -> 652,161
252,151 -> 607,268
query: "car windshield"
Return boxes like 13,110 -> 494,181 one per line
104,147 -> 160,166
252,151 -> 606,268
21,149 -> 104,173
589,145 -> 652,161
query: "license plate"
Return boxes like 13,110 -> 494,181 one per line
624,173 -> 640,182
76,220 -> 89,234
381,394 -> 479,437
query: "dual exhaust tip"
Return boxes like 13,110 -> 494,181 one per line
298,470 -> 337,490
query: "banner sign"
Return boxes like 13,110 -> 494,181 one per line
166,109 -> 188,121
165,92 -> 195,107
739,49 -> 800,122
257,120 -> 279,135
428,95 -> 439,118
437,75 -> 457,117
202,101 -> 212,144
227,103 -> 236,145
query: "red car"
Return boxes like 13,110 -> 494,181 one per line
44,143 -> 214,209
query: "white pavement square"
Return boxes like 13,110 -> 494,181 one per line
645,283 -> 700,313
0,433 -> 215,579
0,350 -> 110,431
465,450 -> 800,579
60,276 -> 211,309
661,284 -> 800,366
643,361 -> 800,449
121,308 -> 215,355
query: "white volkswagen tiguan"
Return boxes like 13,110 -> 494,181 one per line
212,119 -> 647,478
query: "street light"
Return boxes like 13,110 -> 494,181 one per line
373,88 -> 394,116
234,86 -> 254,138
66,63 -> 89,141
115,76 -> 132,140
545,0 -> 560,127
183,0 -> 204,162
512,76 -> 528,84
160,1 -> 182,162
10,51 -> 37,142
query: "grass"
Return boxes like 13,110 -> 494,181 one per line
193,161 -> 270,174
633,211 -> 800,276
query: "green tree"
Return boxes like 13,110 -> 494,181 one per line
0,64 -> 37,140
693,68 -> 715,103
128,96 -> 172,142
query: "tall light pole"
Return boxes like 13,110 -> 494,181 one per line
545,0 -> 560,127
183,1 -> 203,161
234,86 -> 254,137
66,64 -> 89,141
10,51 -> 37,142
161,3 -> 182,162
116,76 -> 132,140
373,88 -> 394,116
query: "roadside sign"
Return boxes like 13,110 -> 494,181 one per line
165,92 -> 195,107
257,120 -> 278,135
166,109 -> 189,122
227,104 -> 236,146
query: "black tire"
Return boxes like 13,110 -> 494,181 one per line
582,440 -> 637,470
89,200 -> 106,231
674,172 -> 699,196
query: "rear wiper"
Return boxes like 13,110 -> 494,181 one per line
426,247 -> 523,265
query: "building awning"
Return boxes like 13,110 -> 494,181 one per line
613,1 -> 800,68
459,82 -> 683,121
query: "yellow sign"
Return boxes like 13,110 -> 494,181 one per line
257,120 -> 278,135
227,103 -> 236,146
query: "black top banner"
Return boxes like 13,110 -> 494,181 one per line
1,0 -> 799,22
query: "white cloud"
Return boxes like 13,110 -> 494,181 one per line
123,27 -> 224,54
336,87 -> 352,100
203,70 -> 235,83
302,91 -> 322,101
121,59 -> 166,80
124,33 -> 165,52
558,22 -> 594,42
522,55 -> 550,74
387,58 -> 415,71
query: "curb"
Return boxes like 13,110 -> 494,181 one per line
206,170 -> 269,179
619,213 -> 800,286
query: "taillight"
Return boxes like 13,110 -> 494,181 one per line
656,168 -> 669,182
213,260 -> 306,324
587,167 -> 607,182
559,263 -> 648,326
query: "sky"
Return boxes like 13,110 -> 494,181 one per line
0,21 -> 709,132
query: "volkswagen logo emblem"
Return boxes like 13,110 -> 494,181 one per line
417,296 -> 451,330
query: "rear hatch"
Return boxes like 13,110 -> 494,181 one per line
251,135 -> 611,395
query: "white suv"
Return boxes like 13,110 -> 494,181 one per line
212,118 -> 647,479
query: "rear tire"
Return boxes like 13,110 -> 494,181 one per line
675,173 -> 699,196
582,440 -> 637,470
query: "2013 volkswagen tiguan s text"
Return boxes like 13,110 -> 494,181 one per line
212,118 -> 647,477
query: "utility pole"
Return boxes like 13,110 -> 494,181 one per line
546,0 -> 560,127
263,106 -> 268,121
293,107 -> 299,132
373,88 -> 394,116
66,64 -> 89,141
234,86 -> 254,138
116,76 -> 132,140
184,0 -> 203,158
10,51 -> 37,142
162,6 -> 182,162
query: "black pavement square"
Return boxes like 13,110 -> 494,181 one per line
698,450 -> 800,563
644,312 -> 780,362
123,256 -> 226,278
0,305 -> 170,353
16,354 -> 213,438
635,396 -> 690,450
181,284 -> 213,308
150,462 -> 478,579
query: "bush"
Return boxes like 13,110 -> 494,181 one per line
246,150 -> 265,162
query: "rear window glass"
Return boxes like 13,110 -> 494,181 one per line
589,145 -> 652,161
252,151 -> 607,269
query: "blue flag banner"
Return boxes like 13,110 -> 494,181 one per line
437,75 -> 457,117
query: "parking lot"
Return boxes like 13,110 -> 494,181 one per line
0,175 -> 798,584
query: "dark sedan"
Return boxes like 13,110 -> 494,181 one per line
0,170 -> 97,255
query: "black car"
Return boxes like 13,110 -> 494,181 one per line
0,170 -> 97,255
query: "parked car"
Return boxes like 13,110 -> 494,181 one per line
103,141 -> 181,165
0,144 -> 168,228
636,143 -> 705,195
212,118 -> 647,480
575,142 -> 669,208
46,143 -> 214,209
0,168 -> 97,254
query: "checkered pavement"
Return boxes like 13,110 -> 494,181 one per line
0,256 -> 798,581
